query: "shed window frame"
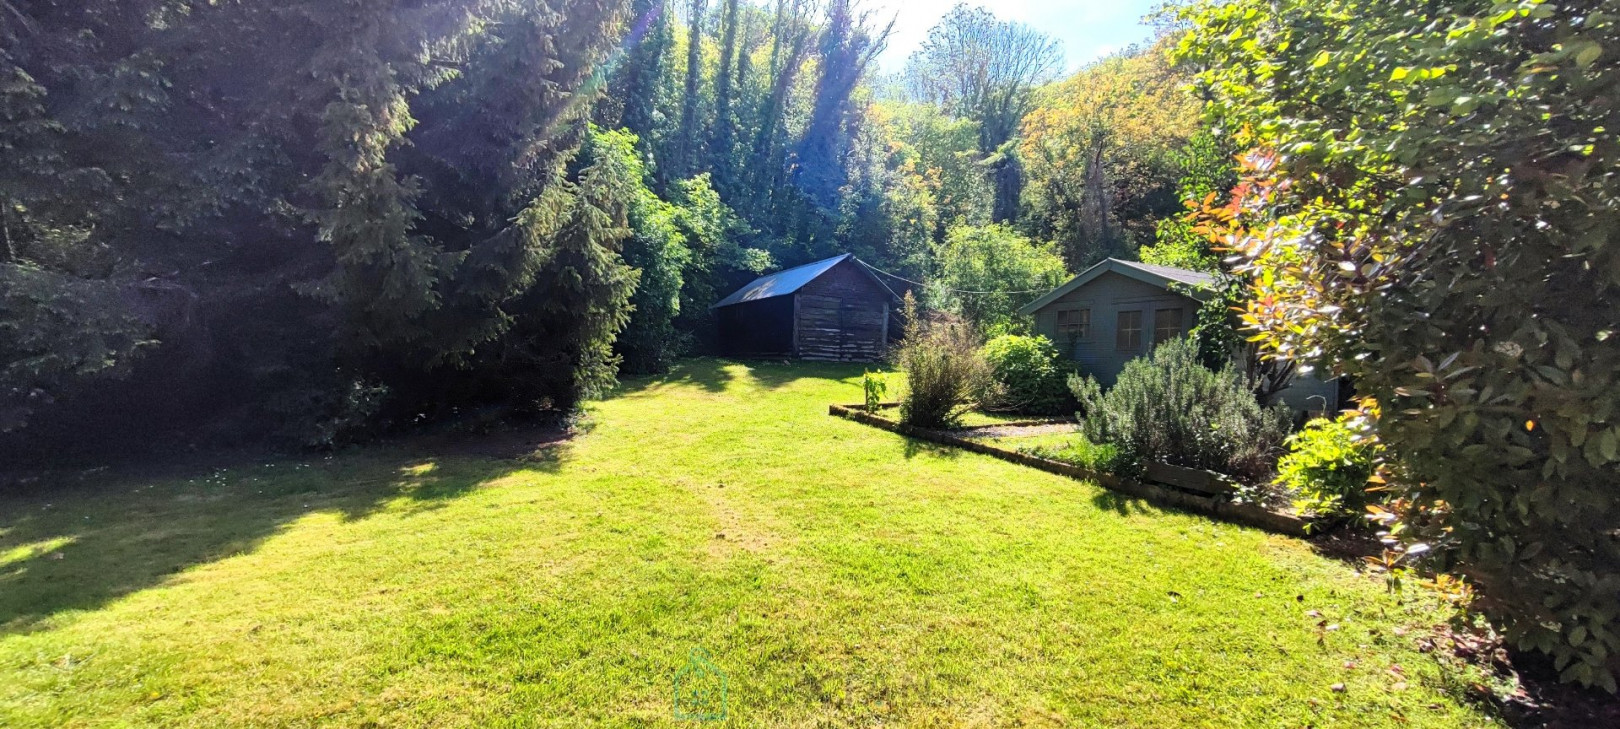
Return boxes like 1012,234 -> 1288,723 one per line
1153,307 -> 1185,344
1116,310 -> 1143,351
1056,307 -> 1091,340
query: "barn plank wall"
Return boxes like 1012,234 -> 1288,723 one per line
794,261 -> 891,362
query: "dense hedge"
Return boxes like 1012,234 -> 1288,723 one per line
1182,0 -> 1620,688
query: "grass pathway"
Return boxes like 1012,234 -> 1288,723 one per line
0,360 -> 1499,726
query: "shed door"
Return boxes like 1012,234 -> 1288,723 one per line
797,295 -> 887,362
837,298 -> 887,361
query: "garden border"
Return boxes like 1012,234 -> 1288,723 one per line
828,404 -> 1310,537
855,402 -> 1075,430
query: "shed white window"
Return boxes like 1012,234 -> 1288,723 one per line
1116,310 -> 1143,351
1056,308 -> 1090,339
1153,307 -> 1184,344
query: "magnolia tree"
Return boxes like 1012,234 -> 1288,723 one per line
1180,0 -> 1620,688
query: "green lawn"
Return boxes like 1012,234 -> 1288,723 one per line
0,360 -> 1499,727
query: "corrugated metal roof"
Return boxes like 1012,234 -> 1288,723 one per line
710,254 -> 854,309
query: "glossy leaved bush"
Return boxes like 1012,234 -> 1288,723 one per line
1180,0 -> 1620,688
978,334 -> 1075,416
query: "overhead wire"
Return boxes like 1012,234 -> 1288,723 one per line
856,259 -> 1054,296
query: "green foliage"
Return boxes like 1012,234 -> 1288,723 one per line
666,174 -> 767,350
1021,41 -> 1201,267
518,131 -> 642,408
1276,414 -> 1379,524
979,334 -> 1075,415
794,0 -> 891,208
1138,131 -> 1234,273
601,0 -> 675,143
1180,0 -> 1620,688
1018,437 -> 1122,474
0,16 -> 161,434
1185,274 -> 1246,370
932,224 -> 1069,333
837,105 -> 944,283
904,4 -> 1062,221
591,128 -> 693,375
895,295 -> 990,429
878,102 -> 994,240
0,0 -> 635,446
862,370 -> 888,412
1070,338 -> 1290,483
0,266 -> 155,432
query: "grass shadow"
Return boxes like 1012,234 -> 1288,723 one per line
612,357 -> 865,398
901,436 -> 962,461
0,431 -> 569,636
739,358 -> 866,390
638,359 -> 738,393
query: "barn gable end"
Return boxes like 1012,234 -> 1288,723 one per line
712,254 -> 898,362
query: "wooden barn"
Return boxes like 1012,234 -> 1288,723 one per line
711,254 -> 900,361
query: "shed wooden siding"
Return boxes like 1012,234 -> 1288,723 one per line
1031,271 -> 1196,386
793,260 -> 891,362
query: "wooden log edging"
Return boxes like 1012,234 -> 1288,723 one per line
846,403 -> 1072,430
955,416 -> 1076,431
828,404 -> 1311,537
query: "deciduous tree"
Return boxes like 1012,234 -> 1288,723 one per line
904,4 -> 1062,222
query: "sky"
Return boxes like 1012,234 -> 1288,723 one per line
868,0 -> 1164,74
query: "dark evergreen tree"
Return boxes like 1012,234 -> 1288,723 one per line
0,0 -> 636,452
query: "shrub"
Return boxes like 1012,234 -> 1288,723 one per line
979,335 -> 1075,415
609,131 -> 692,376
1070,338 -> 1290,483
1276,412 -> 1379,524
894,295 -> 989,429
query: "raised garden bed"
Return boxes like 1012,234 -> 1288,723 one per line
855,402 -> 1075,430
829,403 -> 1310,537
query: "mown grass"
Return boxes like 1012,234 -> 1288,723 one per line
0,359 -> 1500,727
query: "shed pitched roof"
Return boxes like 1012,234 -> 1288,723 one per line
1018,258 -> 1217,315
710,254 -> 896,309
